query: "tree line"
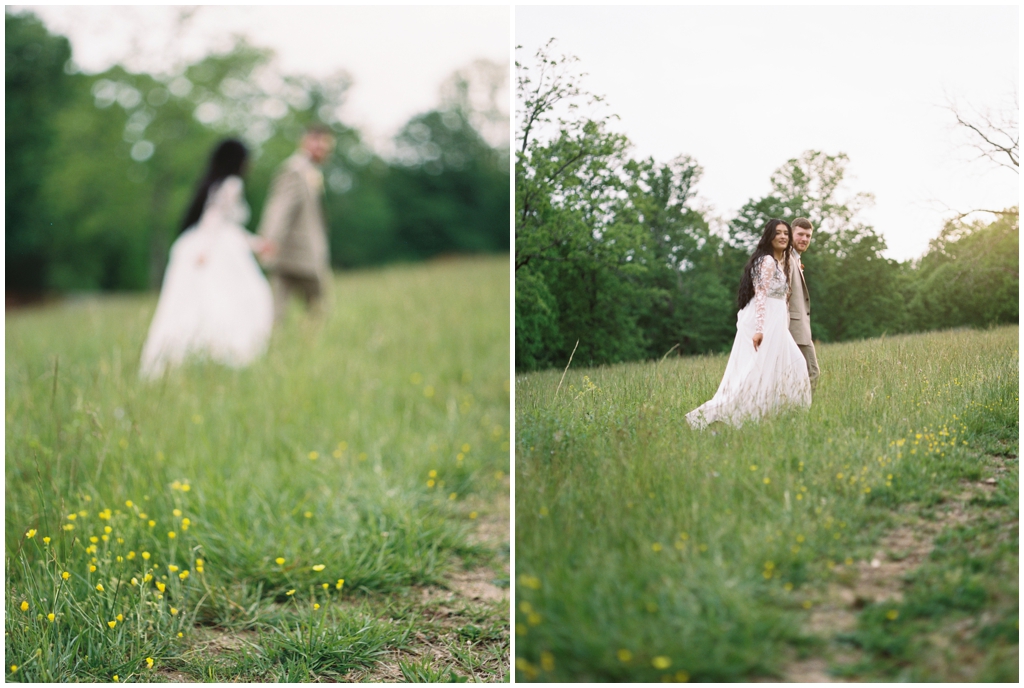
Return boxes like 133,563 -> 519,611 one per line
515,41 -> 1018,371
6,11 -> 510,294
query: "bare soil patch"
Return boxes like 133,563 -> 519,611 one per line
780,473 -> 1009,682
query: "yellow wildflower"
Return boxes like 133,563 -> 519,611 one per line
312,564 -> 325,572
172,509 -> 182,517
156,581 -> 166,593
179,571 -> 189,580
336,579 -> 345,590
20,601 -> 29,612
170,607 -> 178,616
116,614 -> 123,622
313,603 -> 320,610
96,583 -> 104,592
47,613 -> 55,622
107,620 -> 117,628
167,531 -> 176,539
146,657 -> 154,669
43,537 -> 51,545
62,571 -> 70,580
142,551 -> 151,560
276,557 -> 285,565
652,656 -> 671,669
286,589 -> 296,595
617,648 -> 633,662
26,529 -> 37,539
168,565 -> 179,573
308,451 -> 319,460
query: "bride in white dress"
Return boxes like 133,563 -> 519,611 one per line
139,139 -> 274,379
686,219 -> 811,429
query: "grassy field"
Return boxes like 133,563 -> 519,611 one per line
5,256 -> 510,682
515,326 -> 1018,682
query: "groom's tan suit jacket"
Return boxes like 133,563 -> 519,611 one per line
788,248 -> 819,387
788,248 -> 812,346
257,152 -> 330,283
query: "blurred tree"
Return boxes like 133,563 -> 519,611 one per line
6,11 -> 507,293
5,12 -> 73,293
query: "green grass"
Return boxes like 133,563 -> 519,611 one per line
514,326 -> 1018,682
5,256 -> 510,682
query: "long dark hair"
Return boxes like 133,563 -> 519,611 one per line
737,218 -> 792,310
180,139 -> 248,233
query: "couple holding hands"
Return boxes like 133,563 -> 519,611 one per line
139,125 -> 336,379
686,217 -> 820,429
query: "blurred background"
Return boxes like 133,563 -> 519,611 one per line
6,6 -> 510,300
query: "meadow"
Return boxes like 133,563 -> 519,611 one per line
5,256 -> 511,682
515,326 -> 1018,682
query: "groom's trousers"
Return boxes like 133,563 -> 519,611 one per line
271,271 -> 326,323
798,343 -> 820,391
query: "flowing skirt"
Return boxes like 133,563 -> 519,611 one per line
139,223 -> 273,380
686,297 -> 811,429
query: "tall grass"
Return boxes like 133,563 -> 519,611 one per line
5,256 -> 510,681
514,326 -> 1017,681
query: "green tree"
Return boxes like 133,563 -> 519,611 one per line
730,151 -> 904,342
5,12 -> 73,292
908,209 -> 1019,330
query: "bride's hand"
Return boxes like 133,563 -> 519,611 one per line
752,333 -> 763,351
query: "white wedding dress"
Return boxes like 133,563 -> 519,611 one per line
686,255 -> 811,429
139,176 -> 273,379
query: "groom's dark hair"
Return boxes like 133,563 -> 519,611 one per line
304,123 -> 335,137
793,218 -> 814,231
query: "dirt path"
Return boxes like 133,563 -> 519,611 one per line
346,480 -> 511,682
780,462 -> 1016,682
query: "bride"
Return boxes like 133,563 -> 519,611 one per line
139,139 -> 274,379
686,219 -> 811,429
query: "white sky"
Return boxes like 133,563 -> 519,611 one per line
15,4 -> 511,151
517,5 -> 1019,261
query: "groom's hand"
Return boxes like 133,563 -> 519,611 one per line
752,333 -> 763,351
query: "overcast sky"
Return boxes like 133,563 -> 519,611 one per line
517,5 -> 1018,260
16,4 -> 510,150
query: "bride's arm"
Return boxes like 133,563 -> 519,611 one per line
752,256 -> 772,350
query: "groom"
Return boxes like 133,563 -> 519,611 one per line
789,218 -> 819,389
257,124 -> 336,322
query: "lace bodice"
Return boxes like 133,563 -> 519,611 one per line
753,255 -> 789,334
201,176 -> 250,227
